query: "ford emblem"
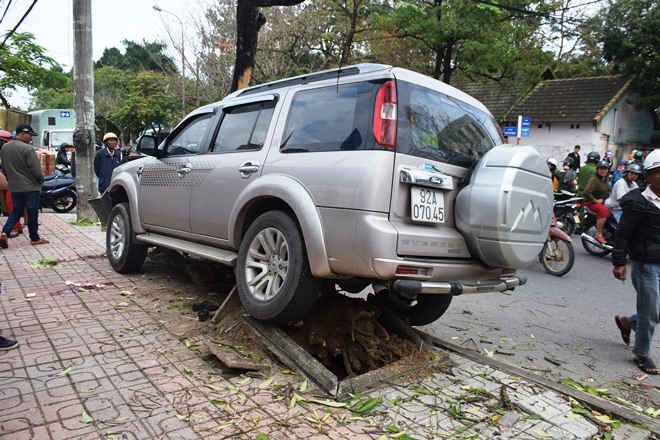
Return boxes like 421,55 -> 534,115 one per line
429,176 -> 443,185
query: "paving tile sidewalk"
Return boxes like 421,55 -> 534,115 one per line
0,214 -> 652,439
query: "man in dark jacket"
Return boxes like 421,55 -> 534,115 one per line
567,145 -> 581,171
93,132 -> 122,195
0,124 -> 49,249
613,149 -> 660,375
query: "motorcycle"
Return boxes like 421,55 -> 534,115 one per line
539,213 -> 575,276
553,191 -> 582,236
579,206 -> 617,257
41,166 -> 77,213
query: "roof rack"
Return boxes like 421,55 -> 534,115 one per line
233,63 -> 392,98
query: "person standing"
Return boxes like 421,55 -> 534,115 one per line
612,149 -> 660,375
0,124 -> 49,249
578,151 -> 600,196
93,132 -> 122,194
0,129 -> 24,237
606,162 -> 641,222
567,145 -> 581,171
583,160 -> 611,244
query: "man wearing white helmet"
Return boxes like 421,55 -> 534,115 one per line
613,148 -> 660,375
93,132 -> 122,195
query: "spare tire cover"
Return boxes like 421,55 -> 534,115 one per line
455,145 -> 552,268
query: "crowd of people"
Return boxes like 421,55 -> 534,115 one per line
548,144 -> 660,375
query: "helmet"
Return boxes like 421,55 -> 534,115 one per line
562,156 -> 574,164
633,150 -> 644,159
644,149 -> 660,172
0,129 -> 12,141
587,151 -> 600,162
103,132 -> 118,142
626,163 -> 642,174
547,157 -> 558,167
617,159 -> 628,167
606,150 -> 613,157
596,160 -> 610,169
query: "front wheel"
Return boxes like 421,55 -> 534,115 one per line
581,223 -> 613,257
540,237 -> 575,276
107,203 -> 147,273
51,190 -> 77,213
236,211 -> 322,323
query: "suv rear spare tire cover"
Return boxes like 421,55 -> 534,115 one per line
455,145 -> 552,268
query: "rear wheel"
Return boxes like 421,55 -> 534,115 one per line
52,190 -> 76,213
107,203 -> 148,273
236,211 -> 322,323
376,290 -> 453,326
558,215 -> 575,236
540,237 -> 575,276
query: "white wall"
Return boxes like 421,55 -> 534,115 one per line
511,121 -> 603,162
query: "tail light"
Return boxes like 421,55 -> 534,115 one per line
373,81 -> 397,148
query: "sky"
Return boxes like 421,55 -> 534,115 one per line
0,0 -> 206,108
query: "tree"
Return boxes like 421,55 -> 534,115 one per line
600,0 -> 660,110
95,39 -> 178,73
373,0 -> 553,86
0,32 -> 59,108
29,66 -> 74,109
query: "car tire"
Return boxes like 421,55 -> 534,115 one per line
107,203 -> 148,273
376,290 -> 453,326
236,210 -> 322,323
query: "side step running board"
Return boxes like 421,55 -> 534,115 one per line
136,233 -> 238,267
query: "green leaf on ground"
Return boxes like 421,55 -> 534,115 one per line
69,217 -> 98,226
309,399 -> 347,408
57,367 -> 73,376
258,378 -> 273,389
352,398 -> 380,414
31,256 -> 58,267
299,380 -> 308,392
82,409 -> 93,423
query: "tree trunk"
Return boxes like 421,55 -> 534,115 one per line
231,0 -> 307,92
72,0 -> 97,221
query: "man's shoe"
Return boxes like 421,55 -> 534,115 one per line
8,231 -> 19,238
0,336 -> 19,350
30,238 -> 50,245
0,232 -> 8,249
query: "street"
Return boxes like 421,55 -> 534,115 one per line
425,240 -> 660,409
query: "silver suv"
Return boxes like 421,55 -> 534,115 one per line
93,64 -> 552,325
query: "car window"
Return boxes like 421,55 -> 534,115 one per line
396,81 -> 501,167
280,81 -> 374,153
165,114 -> 212,156
211,101 -> 275,153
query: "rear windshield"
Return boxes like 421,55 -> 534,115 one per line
396,80 -> 503,168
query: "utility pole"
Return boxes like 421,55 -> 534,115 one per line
72,0 -> 96,220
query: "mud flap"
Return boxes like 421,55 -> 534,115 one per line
89,191 -> 112,225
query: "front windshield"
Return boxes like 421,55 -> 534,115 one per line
51,131 -> 74,147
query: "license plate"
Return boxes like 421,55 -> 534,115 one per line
573,214 -> 580,224
411,187 -> 445,223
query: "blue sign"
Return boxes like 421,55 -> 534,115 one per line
521,117 -> 531,137
503,126 -> 517,137
60,111 -> 71,118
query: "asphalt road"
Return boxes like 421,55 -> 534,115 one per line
423,239 -> 660,409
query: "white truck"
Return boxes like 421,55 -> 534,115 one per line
28,109 -> 76,151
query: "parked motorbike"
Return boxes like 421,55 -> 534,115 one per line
539,213 -> 575,276
579,206 -> 617,257
553,192 -> 582,236
41,167 -> 77,213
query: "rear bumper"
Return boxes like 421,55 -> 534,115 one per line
392,275 -> 526,296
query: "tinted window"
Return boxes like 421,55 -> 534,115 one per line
281,82 -> 374,153
165,114 -> 212,156
212,101 -> 275,152
396,81 -> 503,167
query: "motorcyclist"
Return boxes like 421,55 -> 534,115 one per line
583,160 -> 611,244
547,157 -> 560,191
606,162 -> 642,222
578,151 -> 600,196
56,143 -> 71,167
610,159 -> 628,188
558,157 -> 578,194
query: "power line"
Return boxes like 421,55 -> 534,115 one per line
0,0 -> 39,49
0,0 -> 16,25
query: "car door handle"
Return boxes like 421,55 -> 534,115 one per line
238,161 -> 260,178
177,164 -> 192,177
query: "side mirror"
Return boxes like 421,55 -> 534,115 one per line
136,135 -> 157,157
